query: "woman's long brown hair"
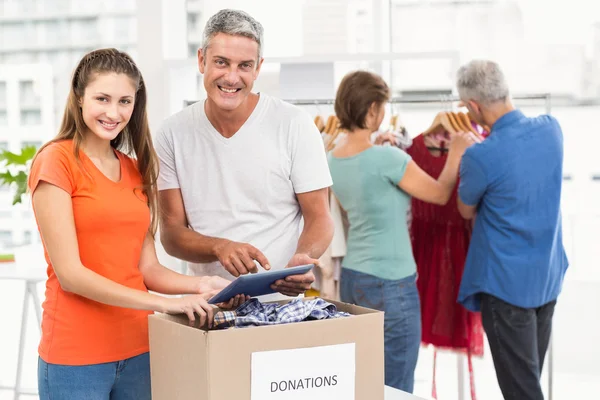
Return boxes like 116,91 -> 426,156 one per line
32,48 -> 159,235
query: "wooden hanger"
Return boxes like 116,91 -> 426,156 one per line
330,116 -> 339,135
445,112 -> 464,133
324,115 -> 335,135
457,112 -> 486,141
314,115 -> 325,133
389,114 -> 398,132
457,112 -> 475,134
422,111 -> 458,136
325,118 -> 343,152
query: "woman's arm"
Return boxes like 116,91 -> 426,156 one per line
138,232 -> 233,296
32,181 -> 217,325
397,131 -> 477,205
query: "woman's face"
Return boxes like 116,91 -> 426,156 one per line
79,72 -> 136,142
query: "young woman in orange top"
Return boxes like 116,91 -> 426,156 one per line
28,48 -> 245,400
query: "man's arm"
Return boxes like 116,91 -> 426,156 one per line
295,188 -> 334,258
457,152 -> 487,220
159,189 -> 270,277
457,198 -> 477,220
271,187 -> 334,296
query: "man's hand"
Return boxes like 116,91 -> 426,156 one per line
271,253 -> 318,297
197,277 -> 250,310
200,290 -> 249,310
213,239 -> 271,277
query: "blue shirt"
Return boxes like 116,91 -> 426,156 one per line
458,110 -> 569,312
328,146 -> 416,280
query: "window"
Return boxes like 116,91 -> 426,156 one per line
17,0 -> 36,14
0,111 -> 7,126
113,16 -> 135,43
23,231 -> 32,245
21,140 -> 42,149
51,0 -> 69,13
0,231 -> 13,248
47,51 -> 72,75
0,81 -> 6,106
42,20 -> 68,46
189,44 -> 198,58
22,21 -> 36,45
5,52 -> 37,64
20,80 -> 40,107
70,19 -> 97,45
0,141 -> 9,191
104,0 -> 135,11
187,13 -> 199,30
20,110 -> 42,126
2,23 -> 25,50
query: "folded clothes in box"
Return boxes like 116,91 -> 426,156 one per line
213,297 -> 350,329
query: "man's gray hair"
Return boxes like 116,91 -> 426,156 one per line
456,60 -> 510,106
202,9 -> 264,59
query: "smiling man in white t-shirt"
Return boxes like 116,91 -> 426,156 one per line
154,9 -> 333,297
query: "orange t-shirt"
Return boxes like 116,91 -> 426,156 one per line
28,139 -> 152,365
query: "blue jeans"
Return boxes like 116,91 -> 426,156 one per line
38,352 -> 151,400
340,268 -> 421,393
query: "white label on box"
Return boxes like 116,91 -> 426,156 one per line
251,343 -> 355,400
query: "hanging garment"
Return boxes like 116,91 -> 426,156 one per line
313,186 -> 347,300
212,298 -> 350,329
406,134 -> 484,400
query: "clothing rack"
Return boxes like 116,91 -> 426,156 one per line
288,92 -> 554,400
284,93 -> 551,106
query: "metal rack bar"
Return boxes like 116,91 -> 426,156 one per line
284,93 -> 551,106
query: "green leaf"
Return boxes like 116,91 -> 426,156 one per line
12,171 -> 28,205
0,171 -> 17,186
0,145 -> 36,205
0,145 -> 37,166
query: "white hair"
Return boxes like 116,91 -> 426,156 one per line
456,60 -> 510,106
202,9 -> 264,59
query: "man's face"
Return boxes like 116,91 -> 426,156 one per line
198,33 -> 263,112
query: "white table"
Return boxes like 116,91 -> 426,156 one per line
0,260 -> 47,400
385,386 -> 428,399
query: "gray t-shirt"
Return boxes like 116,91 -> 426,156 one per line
154,93 -> 332,279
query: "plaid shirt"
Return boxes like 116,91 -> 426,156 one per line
213,298 -> 350,329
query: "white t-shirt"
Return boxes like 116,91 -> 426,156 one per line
155,93 -> 332,279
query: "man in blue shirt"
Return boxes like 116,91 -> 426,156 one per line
456,60 -> 569,400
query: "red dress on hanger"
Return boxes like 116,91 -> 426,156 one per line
407,134 -> 484,400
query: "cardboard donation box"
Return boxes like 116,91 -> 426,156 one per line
149,298 -> 384,400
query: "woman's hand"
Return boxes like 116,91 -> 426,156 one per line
374,131 -> 398,146
449,131 -> 480,157
162,295 -> 215,327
